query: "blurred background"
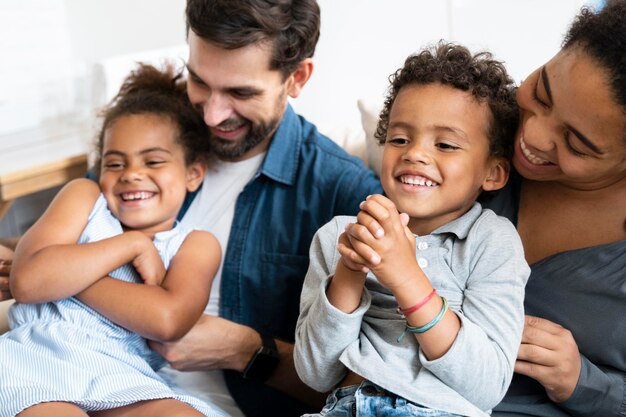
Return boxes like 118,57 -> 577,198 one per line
0,0 -> 603,237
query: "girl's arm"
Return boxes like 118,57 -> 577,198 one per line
77,230 -> 220,342
10,179 -> 154,303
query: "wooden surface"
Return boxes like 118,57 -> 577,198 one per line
0,120 -> 91,221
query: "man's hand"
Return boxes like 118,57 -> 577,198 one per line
149,314 -> 260,372
515,315 -> 582,403
0,244 -> 14,300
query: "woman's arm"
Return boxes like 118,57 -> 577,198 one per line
10,179 -> 154,303
77,230 -> 221,342
560,356 -> 626,416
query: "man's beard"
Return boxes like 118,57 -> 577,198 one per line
209,117 -> 280,160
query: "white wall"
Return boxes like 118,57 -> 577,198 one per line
292,0 -> 585,132
0,0 -> 596,237
1,0 -> 589,137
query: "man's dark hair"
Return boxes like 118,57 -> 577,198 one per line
375,42 -> 519,160
185,0 -> 320,78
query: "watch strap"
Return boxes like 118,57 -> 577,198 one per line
242,331 -> 280,381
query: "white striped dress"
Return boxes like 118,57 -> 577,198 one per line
0,194 -> 224,417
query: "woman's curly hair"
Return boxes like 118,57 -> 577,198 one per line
95,62 -> 210,174
563,0 -> 626,115
375,42 -> 519,160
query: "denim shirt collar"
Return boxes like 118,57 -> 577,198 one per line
258,104 -> 301,186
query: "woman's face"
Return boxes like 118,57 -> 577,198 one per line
514,46 -> 626,190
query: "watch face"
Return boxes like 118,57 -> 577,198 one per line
243,339 -> 280,381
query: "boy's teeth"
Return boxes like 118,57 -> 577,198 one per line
400,176 -> 438,187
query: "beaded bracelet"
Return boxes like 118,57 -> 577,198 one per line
397,296 -> 448,343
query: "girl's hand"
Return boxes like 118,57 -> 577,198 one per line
515,315 -> 582,403
131,234 -> 166,286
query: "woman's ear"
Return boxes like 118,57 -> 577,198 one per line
185,161 -> 206,192
286,58 -> 313,99
482,157 -> 510,192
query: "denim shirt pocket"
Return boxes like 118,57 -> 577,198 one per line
260,252 -> 310,340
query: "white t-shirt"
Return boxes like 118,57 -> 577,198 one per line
160,153 -> 265,417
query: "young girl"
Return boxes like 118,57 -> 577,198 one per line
294,43 -> 530,417
0,64 -> 224,417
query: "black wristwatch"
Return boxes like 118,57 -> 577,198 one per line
242,331 -> 280,382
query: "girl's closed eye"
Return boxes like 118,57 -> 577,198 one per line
436,141 -> 460,151
104,161 -> 125,170
146,159 -> 167,167
387,137 -> 410,146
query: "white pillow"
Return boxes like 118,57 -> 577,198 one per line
357,99 -> 384,177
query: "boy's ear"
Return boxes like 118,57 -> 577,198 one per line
286,58 -> 313,99
482,157 -> 510,192
185,161 -> 206,192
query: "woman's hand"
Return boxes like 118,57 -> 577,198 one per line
515,315 -> 582,403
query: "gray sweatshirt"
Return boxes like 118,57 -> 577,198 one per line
295,203 -> 530,417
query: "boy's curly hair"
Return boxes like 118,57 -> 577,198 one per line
95,62 -> 210,174
375,42 -> 519,160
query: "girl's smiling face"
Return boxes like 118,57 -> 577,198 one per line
381,83 -> 507,235
99,113 -> 204,236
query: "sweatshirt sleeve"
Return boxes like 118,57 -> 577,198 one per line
294,216 -> 371,393
420,214 -> 530,410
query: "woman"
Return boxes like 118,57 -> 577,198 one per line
484,1 -> 626,416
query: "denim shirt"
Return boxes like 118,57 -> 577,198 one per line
180,105 -> 382,416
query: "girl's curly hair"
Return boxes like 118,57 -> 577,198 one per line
375,42 -> 519,160
95,62 -> 210,174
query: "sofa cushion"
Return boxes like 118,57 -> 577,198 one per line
357,99 -> 383,177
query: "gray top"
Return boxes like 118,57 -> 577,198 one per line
483,173 -> 626,417
295,203 -> 530,417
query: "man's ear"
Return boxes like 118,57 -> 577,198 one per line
185,161 -> 206,192
286,58 -> 313,99
482,157 -> 510,192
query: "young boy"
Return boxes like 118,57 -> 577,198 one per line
294,42 -> 530,417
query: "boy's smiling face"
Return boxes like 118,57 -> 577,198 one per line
381,83 -> 508,235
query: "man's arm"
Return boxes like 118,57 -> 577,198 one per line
149,314 -> 327,407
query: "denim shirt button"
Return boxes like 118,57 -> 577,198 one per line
417,241 -> 428,251
417,258 -> 428,268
